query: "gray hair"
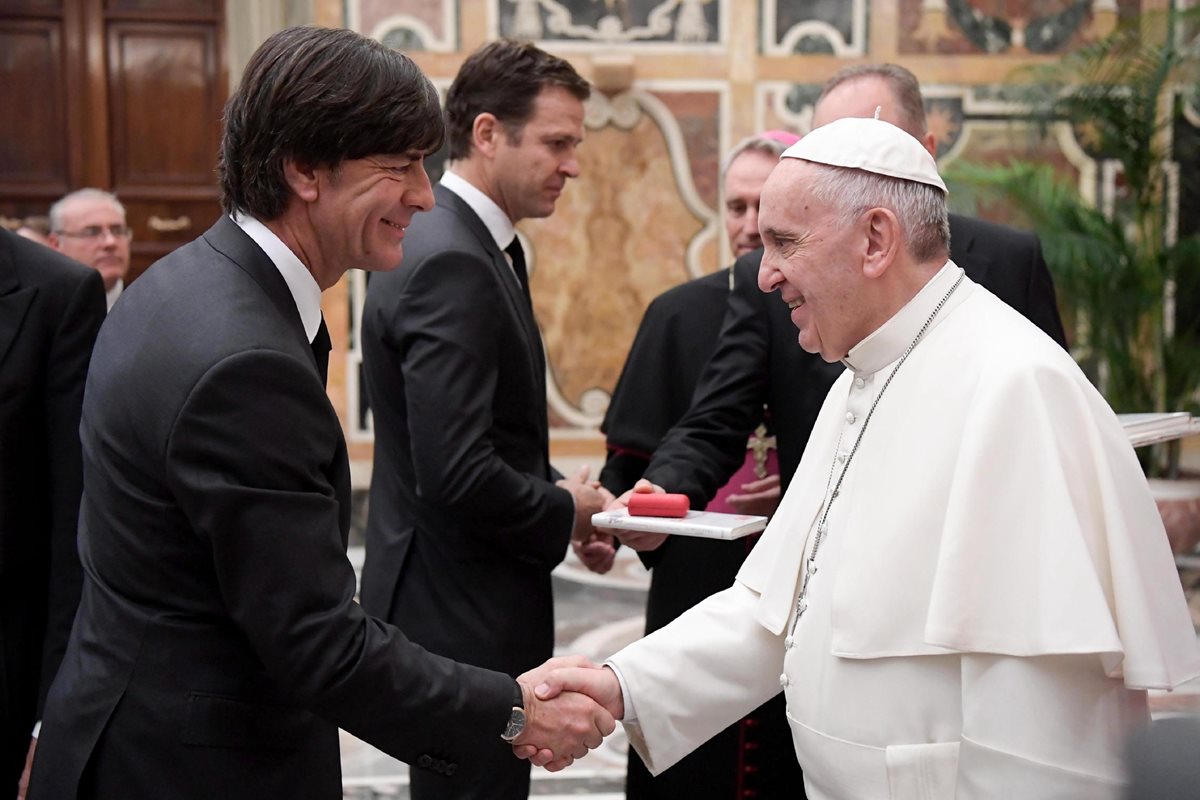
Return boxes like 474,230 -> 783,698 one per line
49,188 -> 125,232
720,134 -> 792,182
805,164 -> 950,263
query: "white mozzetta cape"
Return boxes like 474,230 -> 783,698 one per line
741,269 -> 1197,683
610,265 -> 1200,799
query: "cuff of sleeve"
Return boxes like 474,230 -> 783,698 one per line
604,661 -> 636,722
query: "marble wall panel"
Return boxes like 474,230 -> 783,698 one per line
761,0 -> 868,56
524,89 -> 721,430
899,0 -> 1141,55
347,0 -> 457,50
494,0 -> 722,45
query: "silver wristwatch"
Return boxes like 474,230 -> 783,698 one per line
500,683 -> 526,742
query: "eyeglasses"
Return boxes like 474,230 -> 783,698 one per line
54,225 -> 133,240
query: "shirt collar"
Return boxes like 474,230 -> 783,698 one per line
440,169 -> 516,250
231,213 -> 323,343
842,261 -> 965,375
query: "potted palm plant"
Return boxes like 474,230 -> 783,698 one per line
947,6 -> 1200,483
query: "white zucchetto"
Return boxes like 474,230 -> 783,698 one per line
781,116 -> 947,193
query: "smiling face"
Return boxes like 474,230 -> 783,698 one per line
51,196 -> 130,290
308,152 -> 435,280
757,159 -> 873,362
723,149 -> 778,258
490,85 -> 585,222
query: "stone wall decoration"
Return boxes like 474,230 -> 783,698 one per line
523,86 -> 724,430
901,0 -> 1141,55
347,0 -> 458,51
493,0 -> 724,46
761,0 -> 868,56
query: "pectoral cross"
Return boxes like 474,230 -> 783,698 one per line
747,423 -> 776,479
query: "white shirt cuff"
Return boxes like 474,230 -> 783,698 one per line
604,661 -> 636,722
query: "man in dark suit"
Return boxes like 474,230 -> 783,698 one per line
598,65 -> 1067,797
0,228 -> 106,799
359,39 -> 608,800
26,27 -> 612,800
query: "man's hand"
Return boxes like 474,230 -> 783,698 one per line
599,479 -> 669,552
726,474 -> 781,517
572,530 -> 617,574
557,465 -> 611,547
513,657 -> 616,772
513,664 -> 625,770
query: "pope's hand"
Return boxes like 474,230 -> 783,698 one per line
512,657 -> 616,772
512,664 -> 625,770
599,479 -> 669,552
726,474 -> 781,517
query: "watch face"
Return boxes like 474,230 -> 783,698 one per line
501,707 -> 526,742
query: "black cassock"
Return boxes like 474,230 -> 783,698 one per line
600,267 -> 806,800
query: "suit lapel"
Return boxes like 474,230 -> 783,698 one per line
201,216 -> 317,374
434,186 -> 548,388
0,232 -> 36,369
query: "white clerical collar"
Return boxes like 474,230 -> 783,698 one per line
440,169 -> 517,251
842,261 -> 965,374
231,213 -> 323,344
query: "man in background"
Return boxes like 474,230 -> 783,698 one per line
359,39 -> 606,800
0,228 -> 105,799
598,131 -> 804,799
49,188 -> 131,310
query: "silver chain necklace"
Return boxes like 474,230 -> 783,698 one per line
787,272 -> 964,640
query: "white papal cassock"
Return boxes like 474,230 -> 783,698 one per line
608,263 -> 1200,799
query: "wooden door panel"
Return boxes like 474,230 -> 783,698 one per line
0,20 -> 70,198
107,21 -> 222,191
105,0 -> 219,15
4,1 -> 64,14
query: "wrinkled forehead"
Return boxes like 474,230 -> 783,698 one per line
61,198 -> 125,223
758,159 -> 818,229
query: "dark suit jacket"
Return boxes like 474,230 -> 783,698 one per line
0,229 -> 105,795
359,185 -> 574,682
27,217 -> 515,800
643,213 -> 1067,508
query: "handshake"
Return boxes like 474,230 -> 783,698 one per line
508,655 -> 625,771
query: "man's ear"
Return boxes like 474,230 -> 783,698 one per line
283,158 -> 320,202
472,112 -> 502,158
862,207 -> 900,280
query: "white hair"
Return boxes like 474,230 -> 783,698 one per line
804,164 -> 950,263
49,188 -> 126,232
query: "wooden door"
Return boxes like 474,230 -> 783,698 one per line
0,0 -> 226,282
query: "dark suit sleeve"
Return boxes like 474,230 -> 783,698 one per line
643,255 -> 768,509
37,269 -> 105,713
392,251 -> 573,565
1023,234 -> 1068,349
165,349 -> 514,759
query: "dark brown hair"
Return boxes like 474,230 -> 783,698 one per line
444,39 -> 590,161
219,26 -> 443,219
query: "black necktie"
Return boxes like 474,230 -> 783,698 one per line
312,316 -> 331,387
504,237 -> 532,305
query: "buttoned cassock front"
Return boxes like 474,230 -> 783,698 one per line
608,265 -> 1200,799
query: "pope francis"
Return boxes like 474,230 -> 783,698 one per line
519,115 -> 1200,799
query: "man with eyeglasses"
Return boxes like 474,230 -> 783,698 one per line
49,189 -> 131,311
